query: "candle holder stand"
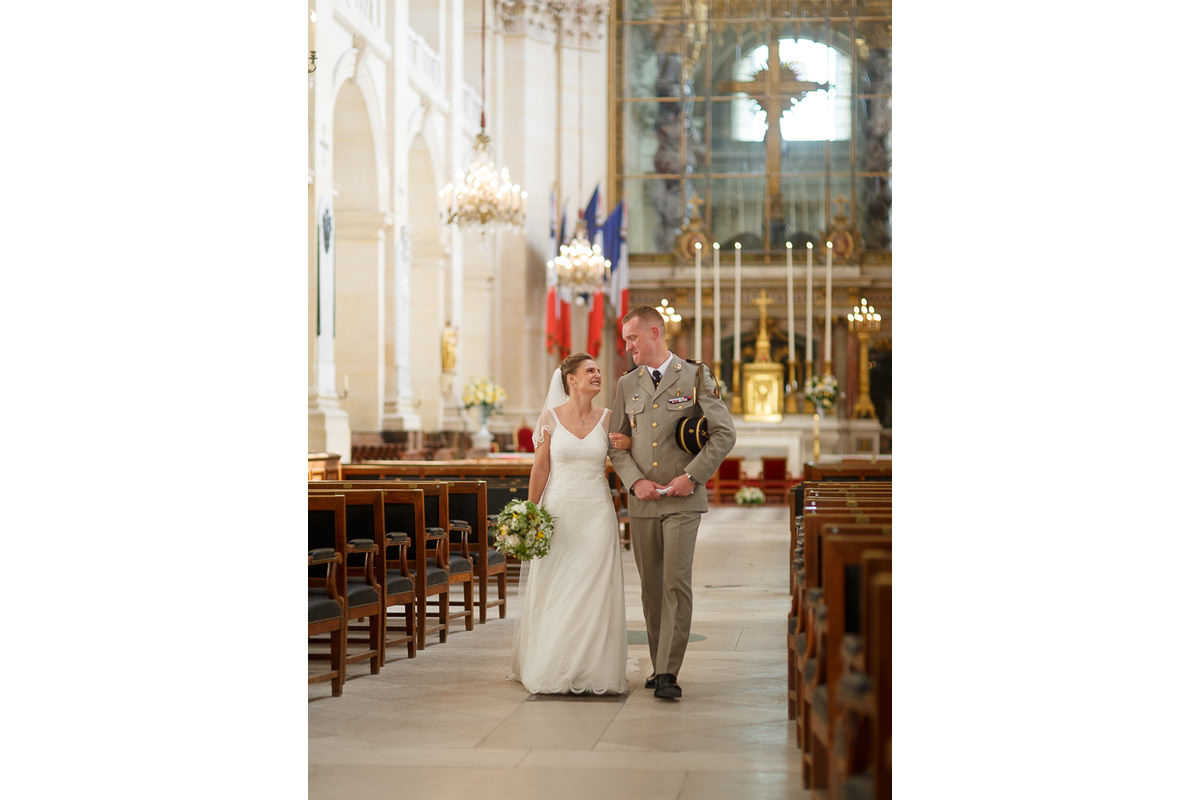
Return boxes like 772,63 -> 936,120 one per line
731,363 -> 743,413
785,361 -> 799,413
847,297 -> 881,420
803,359 -> 815,413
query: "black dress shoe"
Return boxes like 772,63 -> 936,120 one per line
653,673 -> 682,700
644,674 -> 657,689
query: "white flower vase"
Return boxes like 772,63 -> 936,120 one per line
471,408 -> 494,451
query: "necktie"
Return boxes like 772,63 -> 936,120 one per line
651,369 -> 661,388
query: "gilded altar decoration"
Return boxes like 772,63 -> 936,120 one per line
741,289 -> 783,422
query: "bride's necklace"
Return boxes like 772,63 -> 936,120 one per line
560,403 -> 599,436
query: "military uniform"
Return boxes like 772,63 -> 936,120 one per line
608,354 -> 736,678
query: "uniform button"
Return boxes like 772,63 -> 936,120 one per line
652,441 -> 658,447
653,403 -> 658,409
652,422 -> 658,428
652,461 -> 659,467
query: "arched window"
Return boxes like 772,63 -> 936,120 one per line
732,38 -> 852,142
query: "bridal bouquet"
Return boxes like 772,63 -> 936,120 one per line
493,498 -> 555,560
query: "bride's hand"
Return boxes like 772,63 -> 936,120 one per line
608,433 -> 631,450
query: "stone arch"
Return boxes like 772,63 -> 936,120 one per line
332,77 -> 387,433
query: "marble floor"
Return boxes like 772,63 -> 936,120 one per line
309,505 -> 807,799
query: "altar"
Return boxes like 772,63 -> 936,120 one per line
730,415 -> 854,478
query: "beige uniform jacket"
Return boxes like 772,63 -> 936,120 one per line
608,356 -> 737,518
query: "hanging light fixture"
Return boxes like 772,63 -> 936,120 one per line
546,0 -> 608,304
439,0 -> 527,233
550,233 -> 611,304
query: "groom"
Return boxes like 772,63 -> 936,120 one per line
608,306 -> 736,700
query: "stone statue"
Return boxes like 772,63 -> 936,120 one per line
441,322 -> 458,372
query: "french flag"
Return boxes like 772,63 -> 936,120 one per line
601,200 -> 628,355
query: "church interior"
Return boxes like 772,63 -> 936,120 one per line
17,1 -> 1197,798
307,1 -> 891,797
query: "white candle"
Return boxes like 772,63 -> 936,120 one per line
786,242 -> 795,365
824,241 -> 833,366
712,243 -> 721,364
805,242 -> 814,365
734,243 -> 742,368
694,242 -> 702,359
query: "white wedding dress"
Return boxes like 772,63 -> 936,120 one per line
510,407 -> 628,694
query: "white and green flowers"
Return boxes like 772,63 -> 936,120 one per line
734,486 -> 766,505
493,498 -> 555,561
462,376 -> 507,417
803,373 -> 839,411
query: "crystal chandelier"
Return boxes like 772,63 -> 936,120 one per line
439,130 -> 526,232
439,0 -> 526,234
549,222 -> 610,304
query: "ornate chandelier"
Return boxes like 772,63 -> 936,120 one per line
549,223 -> 610,304
439,0 -> 526,234
439,130 -> 526,232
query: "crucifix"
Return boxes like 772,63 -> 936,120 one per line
719,39 -> 829,250
752,289 -> 773,363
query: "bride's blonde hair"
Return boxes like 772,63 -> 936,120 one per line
559,352 -> 594,395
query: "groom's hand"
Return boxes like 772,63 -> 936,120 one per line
631,479 -> 663,501
664,474 -> 696,497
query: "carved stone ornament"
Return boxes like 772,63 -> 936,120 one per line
821,194 -> 863,264
494,0 -> 609,41
673,192 -> 710,262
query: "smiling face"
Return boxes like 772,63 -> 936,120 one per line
621,314 -> 665,367
566,359 -> 601,396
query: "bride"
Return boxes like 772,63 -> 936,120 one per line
510,353 -> 630,694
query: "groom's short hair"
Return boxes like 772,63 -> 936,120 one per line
622,306 -> 663,332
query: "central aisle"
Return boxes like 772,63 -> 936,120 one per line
309,505 -> 807,799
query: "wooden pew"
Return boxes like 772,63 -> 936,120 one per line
311,483 -> 450,650
801,460 -> 892,482
833,553 -> 891,799
803,528 -> 892,792
308,494 -> 347,697
790,509 -> 891,721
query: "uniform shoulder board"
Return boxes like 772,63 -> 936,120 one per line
623,365 -> 637,374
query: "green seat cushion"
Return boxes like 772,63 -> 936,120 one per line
346,577 -> 379,607
385,571 -> 414,596
308,588 -> 340,623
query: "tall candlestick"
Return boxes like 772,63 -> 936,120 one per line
694,242 -> 702,359
712,243 -> 721,365
812,413 -> 820,461
786,242 -> 795,365
824,241 -> 833,367
734,243 -> 742,362
806,242 -> 814,365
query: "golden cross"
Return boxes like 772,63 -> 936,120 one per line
752,289 -> 771,322
718,39 -> 829,248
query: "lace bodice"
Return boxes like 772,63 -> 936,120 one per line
537,407 -> 611,496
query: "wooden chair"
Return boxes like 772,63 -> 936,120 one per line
309,489 -> 382,677
308,494 -> 347,697
311,480 -> 470,642
709,456 -> 745,504
753,456 -> 794,504
447,480 -> 507,623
